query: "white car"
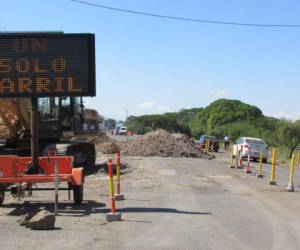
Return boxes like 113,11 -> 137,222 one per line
233,137 -> 269,162
119,127 -> 127,135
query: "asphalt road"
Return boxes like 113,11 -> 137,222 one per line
0,152 -> 300,250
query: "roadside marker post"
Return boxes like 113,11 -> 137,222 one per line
245,147 -> 252,174
106,159 -> 122,222
229,147 -> 235,168
204,140 -> 209,153
287,154 -> 296,192
235,146 -> 239,168
115,152 -> 125,201
269,148 -> 277,185
238,145 -> 244,169
256,150 -> 264,178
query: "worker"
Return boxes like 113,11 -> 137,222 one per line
224,136 -> 230,151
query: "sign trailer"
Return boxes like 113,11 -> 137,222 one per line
0,32 -> 96,169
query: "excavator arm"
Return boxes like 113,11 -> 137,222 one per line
0,98 -> 31,139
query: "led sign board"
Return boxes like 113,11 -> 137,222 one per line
0,33 -> 95,97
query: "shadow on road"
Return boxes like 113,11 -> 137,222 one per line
4,200 -> 106,217
85,163 -> 129,176
102,207 -> 211,215
4,203 -> 211,217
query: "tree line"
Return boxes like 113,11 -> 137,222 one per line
125,99 -> 300,157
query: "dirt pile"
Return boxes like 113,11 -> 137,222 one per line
94,132 -> 112,144
0,125 -> 9,138
94,132 -> 120,154
96,141 -> 120,154
118,129 -> 205,158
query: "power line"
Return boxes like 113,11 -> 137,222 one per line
70,0 -> 300,28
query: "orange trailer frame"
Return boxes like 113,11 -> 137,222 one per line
0,155 -> 84,205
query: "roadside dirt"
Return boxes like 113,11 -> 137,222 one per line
118,129 -> 205,158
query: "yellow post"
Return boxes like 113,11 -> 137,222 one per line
287,153 -> 295,192
204,140 -> 208,153
207,140 -> 210,152
116,153 -> 121,195
269,148 -> 277,185
109,170 -> 115,197
256,149 -> 264,178
115,152 -> 125,200
229,147 -> 235,168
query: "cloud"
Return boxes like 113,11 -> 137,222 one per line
134,101 -> 173,116
137,101 -> 156,110
209,89 -> 231,99
271,111 -> 300,121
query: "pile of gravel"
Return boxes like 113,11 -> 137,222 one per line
94,132 -> 113,144
118,129 -> 204,158
96,141 -> 120,154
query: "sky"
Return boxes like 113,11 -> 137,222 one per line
1,0 -> 300,121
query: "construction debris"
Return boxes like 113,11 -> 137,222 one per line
26,210 -> 56,230
94,132 -> 114,144
96,141 -> 120,154
118,129 -> 206,158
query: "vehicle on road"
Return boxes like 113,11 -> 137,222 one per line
196,135 -> 219,152
233,137 -> 269,162
116,125 -> 128,135
119,126 -> 128,135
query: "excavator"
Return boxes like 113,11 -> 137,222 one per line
0,96 -> 99,205
0,96 -> 98,169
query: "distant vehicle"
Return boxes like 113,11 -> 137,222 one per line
117,126 -> 127,135
233,137 -> 269,162
196,135 -> 219,152
115,123 -> 124,135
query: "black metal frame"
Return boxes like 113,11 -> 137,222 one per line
0,187 -> 72,192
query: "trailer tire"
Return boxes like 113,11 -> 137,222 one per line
73,185 -> 83,205
0,188 -> 5,206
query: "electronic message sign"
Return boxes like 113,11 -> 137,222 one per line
0,33 -> 95,97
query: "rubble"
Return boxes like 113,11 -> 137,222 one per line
26,210 -> 56,230
96,141 -> 120,154
94,132 -> 112,144
118,129 -> 206,158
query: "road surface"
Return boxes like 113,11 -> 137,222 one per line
0,152 -> 300,250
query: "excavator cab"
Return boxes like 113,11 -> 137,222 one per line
0,97 -> 97,170
38,96 -> 95,139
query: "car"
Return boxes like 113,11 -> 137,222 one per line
233,137 -> 269,162
196,135 -> 219,152
119,126 -> 127,135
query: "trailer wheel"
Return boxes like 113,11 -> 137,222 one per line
0,187 -> 5,206
73,185 -> 83,205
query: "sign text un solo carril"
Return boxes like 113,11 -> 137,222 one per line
0,39 -> 82,94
